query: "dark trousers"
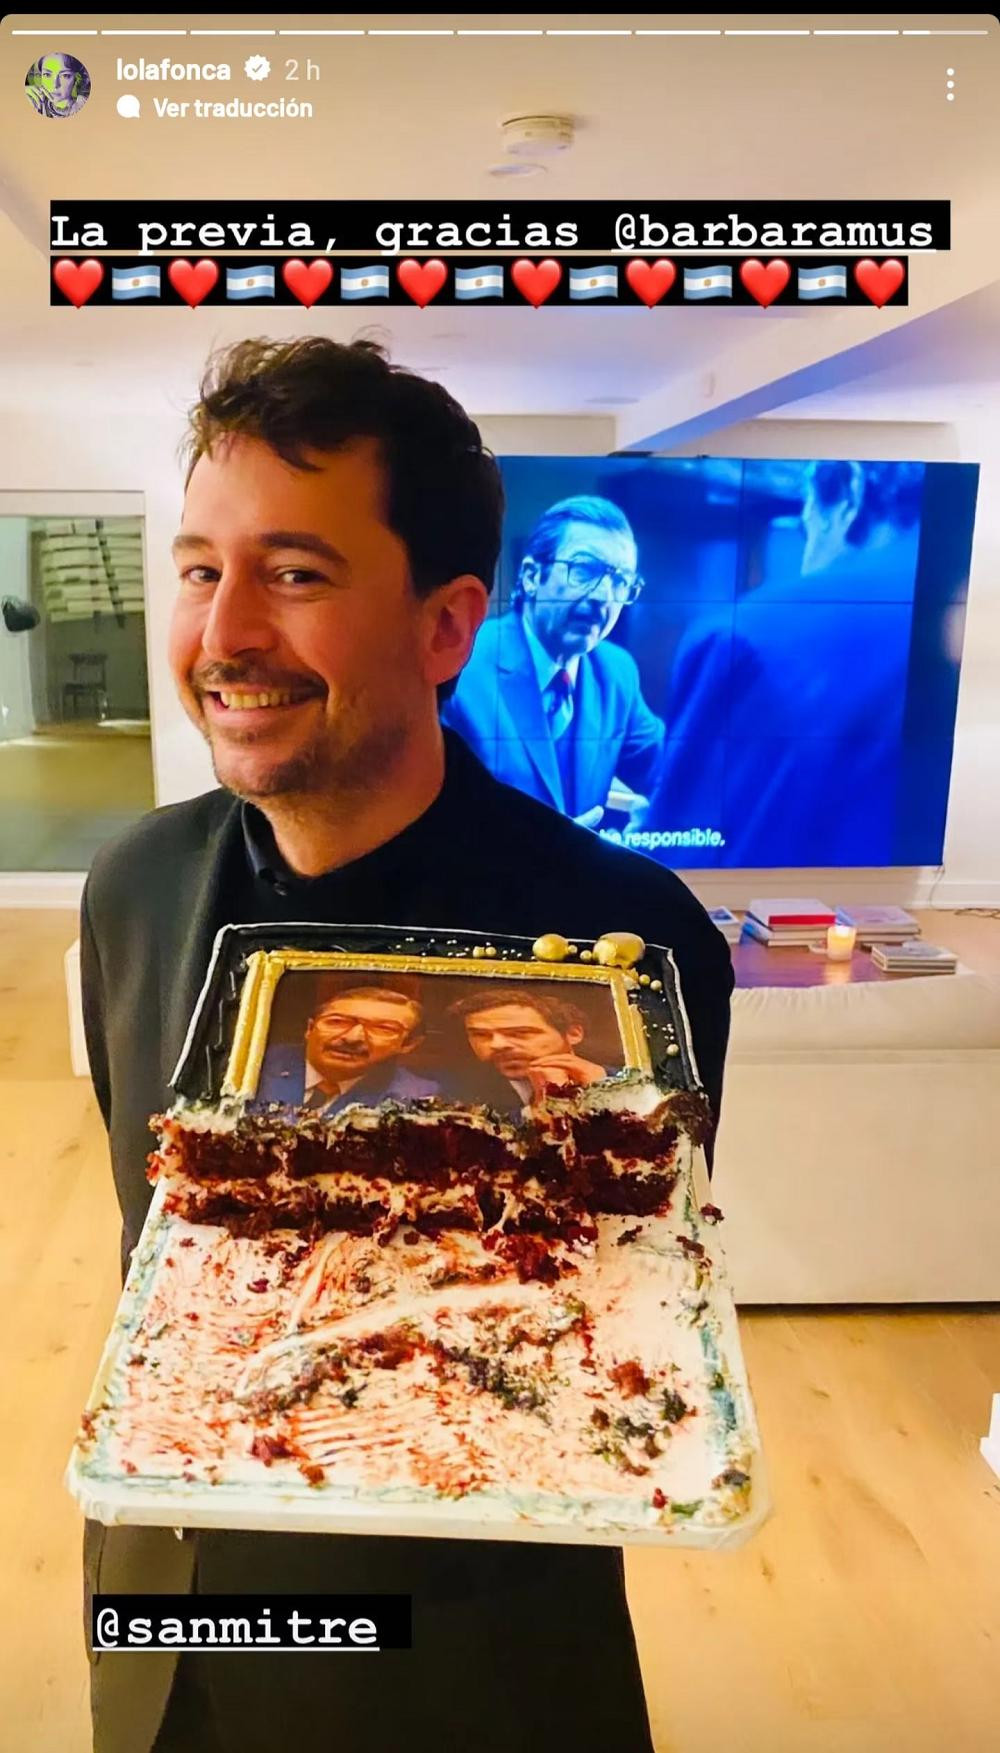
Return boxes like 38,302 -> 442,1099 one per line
137,1529 -> 654,1753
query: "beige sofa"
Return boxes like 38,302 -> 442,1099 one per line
713,967 -> 1000,1304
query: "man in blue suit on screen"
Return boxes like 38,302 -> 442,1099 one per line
255,984 -> 440,1116
443,496 -> 665,830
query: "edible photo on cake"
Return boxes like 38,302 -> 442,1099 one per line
251,967 -> 628,1122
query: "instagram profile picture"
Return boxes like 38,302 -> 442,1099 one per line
25,52 -> 91,119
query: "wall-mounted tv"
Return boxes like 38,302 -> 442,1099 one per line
442,456 -> 979,869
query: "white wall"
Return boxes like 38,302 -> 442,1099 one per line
476,415 -> 615,457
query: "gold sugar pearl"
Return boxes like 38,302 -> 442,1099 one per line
483,945 -> 497,957
566,944 -> 579,957
650,979 -> 663,992
638,973 -> 651,987
532,933 -> 571,963
596,931 -> 646,969
666,1042 -> 680,1056
472,946 -> 486,959
579,949 -> 594,963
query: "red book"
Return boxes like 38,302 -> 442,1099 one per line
748,897 -> 836,929
768,914 -> 835,927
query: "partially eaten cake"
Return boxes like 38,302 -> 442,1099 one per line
70,932 -> 765,1545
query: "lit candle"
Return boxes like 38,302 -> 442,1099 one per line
826,924 -> 857,961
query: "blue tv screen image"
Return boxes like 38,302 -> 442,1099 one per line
442,456 -> 979,869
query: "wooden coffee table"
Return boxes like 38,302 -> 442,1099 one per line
731,935 -> 893,990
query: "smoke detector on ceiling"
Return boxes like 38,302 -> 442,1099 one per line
500,114 -> 575,158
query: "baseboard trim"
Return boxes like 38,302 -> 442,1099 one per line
688,874 -> 1000,910
0,873 -> 85,908
2,870 -> 997,912
928,881 -> 1000,907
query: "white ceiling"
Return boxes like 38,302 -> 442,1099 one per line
769,279 -> 1000,421
1,11 -> 998,435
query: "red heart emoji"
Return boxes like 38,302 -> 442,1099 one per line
740,259 -> 790,308
168,259 -> 219,308
53,258 -> 104,308
625,259 -> 676,308
397,259 -> 447,307
511,259 -> 562,308
855,258 -> 904,308
282,259 -> 333,308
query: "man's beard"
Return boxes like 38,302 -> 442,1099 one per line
206,700 -> 411,806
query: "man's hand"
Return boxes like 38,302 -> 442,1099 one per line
525,1052 -> 607,1101
605,781 -> 650,827
573,806 -> 605,830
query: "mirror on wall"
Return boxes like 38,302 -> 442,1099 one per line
0,515 -> 155,870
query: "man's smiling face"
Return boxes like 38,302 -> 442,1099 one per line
169,433 -> 431,802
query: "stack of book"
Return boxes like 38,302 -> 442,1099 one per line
870,941 -> 957,976
707,906 -> 742,947
743,898 -> 836,948
835,904 -> 921,947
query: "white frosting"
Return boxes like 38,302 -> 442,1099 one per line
78,1080 -> 760,1540
77,1197 -> 757,1534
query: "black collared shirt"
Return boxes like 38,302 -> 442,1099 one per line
233,742 -> 466,925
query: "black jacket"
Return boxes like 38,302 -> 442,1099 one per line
80,732 -> 732,1753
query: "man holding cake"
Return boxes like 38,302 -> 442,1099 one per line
79,335 -> 733,1753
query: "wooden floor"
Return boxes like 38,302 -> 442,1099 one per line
2,908 -> 998,1752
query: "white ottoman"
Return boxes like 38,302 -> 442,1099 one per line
65,937 -> 89,1078
713,967 -> 1000,1303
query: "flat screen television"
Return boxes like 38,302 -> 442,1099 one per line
441,456 -> 978,869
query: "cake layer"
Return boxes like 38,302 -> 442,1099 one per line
148,1086 -> 700,1243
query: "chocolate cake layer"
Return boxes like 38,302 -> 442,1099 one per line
149,1086 -> 693,1244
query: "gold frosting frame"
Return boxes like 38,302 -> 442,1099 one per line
223,949 -> 652,1101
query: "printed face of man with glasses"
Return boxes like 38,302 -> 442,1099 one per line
304,987 -> 422,1097
519,516 -> 643,663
